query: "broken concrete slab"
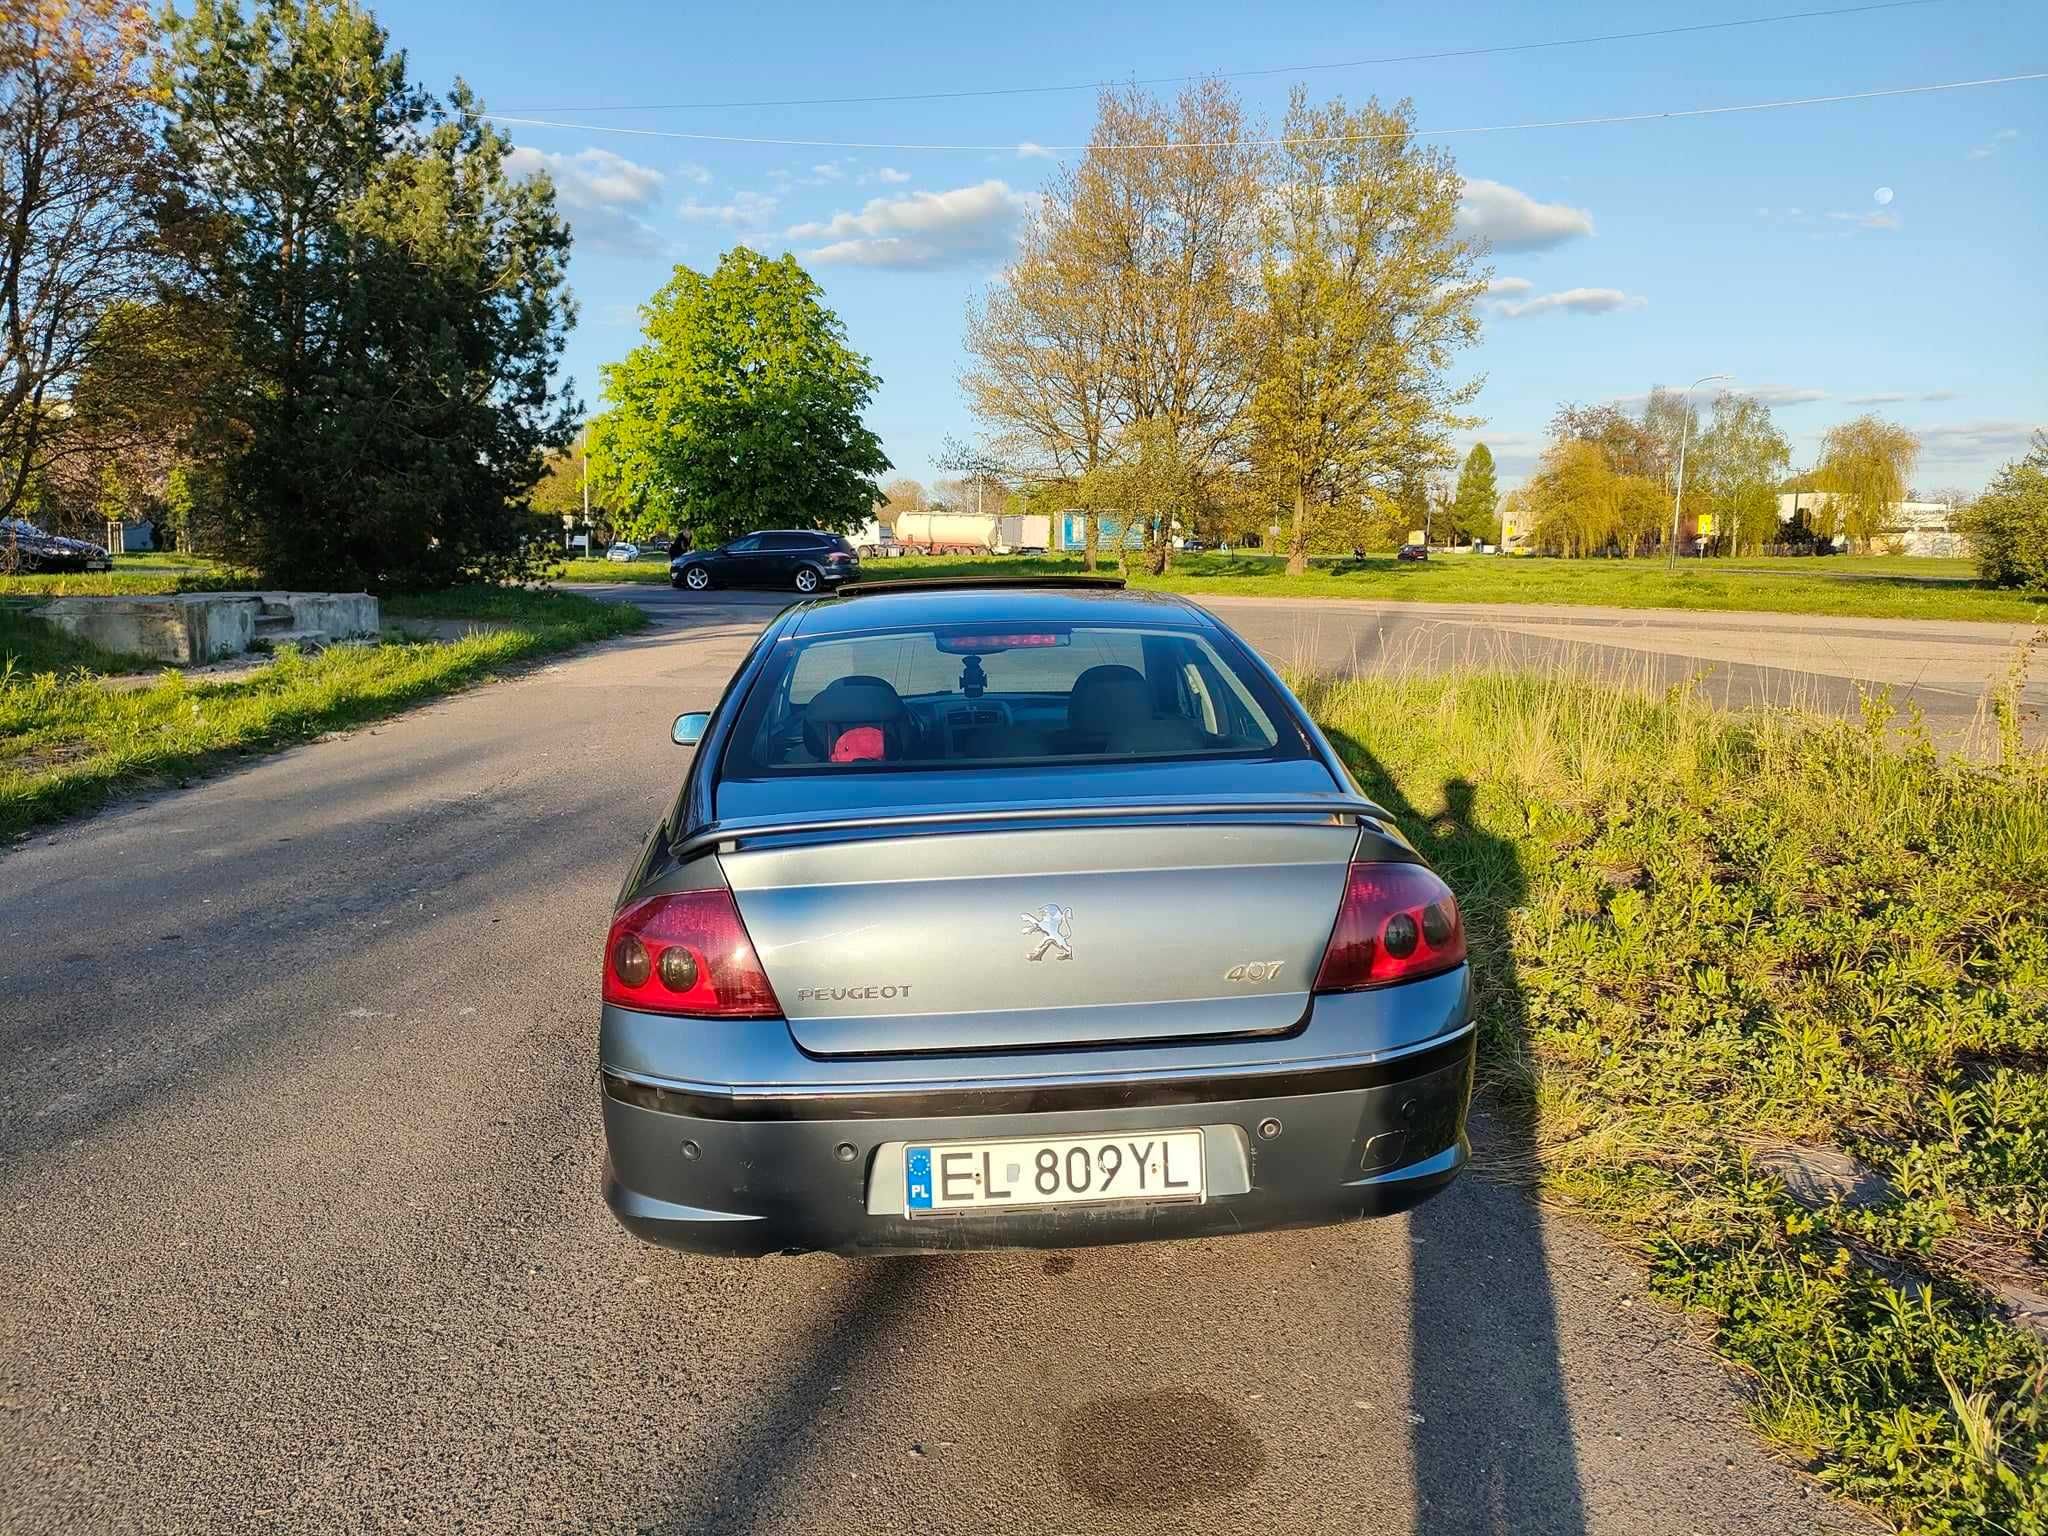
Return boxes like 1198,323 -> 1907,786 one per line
35,591 -> 377,664
1753,1144 -> 1892,1211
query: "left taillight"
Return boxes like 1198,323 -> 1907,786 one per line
602,889 -> 782,1018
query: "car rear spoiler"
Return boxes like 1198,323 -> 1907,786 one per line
669,795 -> 1395,862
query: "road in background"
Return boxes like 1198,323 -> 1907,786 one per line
3,595 -> 1877,1534
598,582 -> 2043,745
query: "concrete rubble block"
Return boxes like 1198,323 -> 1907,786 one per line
34,592 -> 378,664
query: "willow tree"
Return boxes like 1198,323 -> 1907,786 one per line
1248,90 -> 1484,574
1818,414 -> 1919,550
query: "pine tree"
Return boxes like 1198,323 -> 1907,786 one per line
160,0 -> 577,589
1452,444 -> 1498,542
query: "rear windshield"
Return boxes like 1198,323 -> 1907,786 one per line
722,621 -> 1301,775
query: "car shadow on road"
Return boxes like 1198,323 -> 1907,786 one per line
1324,729 -> 1590,1535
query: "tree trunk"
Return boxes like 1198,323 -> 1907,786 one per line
1082,509 -> 1097,571
1285,484 -> 1308,576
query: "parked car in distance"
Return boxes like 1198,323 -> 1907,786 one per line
1396,543 -> 1429,562
606,542 -> 643,562
672,529 -> 862,594
600,577 -> 1475,1256
0,517 -> 113,573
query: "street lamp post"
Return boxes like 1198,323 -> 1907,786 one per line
1668,373 -> 1730,570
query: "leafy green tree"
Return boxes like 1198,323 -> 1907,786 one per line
1696,393 -> 1790,554
592,248 -> 888,545
159,0 -> 577,590
1452,444 -> 1497,542
1250,91 -> 1481,575
1956,432 -> 2048,591
1817,414 -> 1919,551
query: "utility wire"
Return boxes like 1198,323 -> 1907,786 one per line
500,0 -> 1941,113
483,72 -> 2048,153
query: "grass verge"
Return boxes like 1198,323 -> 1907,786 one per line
0,552 -> 251,598
823,551 -> 2048,624
1299,666 -> 2047,1531
0,587 -> 644,838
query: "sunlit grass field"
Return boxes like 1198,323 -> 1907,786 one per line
1303,664 -> 2047,1530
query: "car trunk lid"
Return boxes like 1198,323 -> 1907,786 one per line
721,817 -> 1356,1054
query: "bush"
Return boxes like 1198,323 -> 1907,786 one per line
1960,433 -> 2048,591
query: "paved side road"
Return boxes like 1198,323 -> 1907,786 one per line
1,601 -> 1871,1534
602,581 -> 2045,743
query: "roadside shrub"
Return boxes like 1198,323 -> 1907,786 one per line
1959,433 -> 2048,592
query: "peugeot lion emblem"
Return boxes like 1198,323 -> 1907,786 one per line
1022,902 -> 1074,962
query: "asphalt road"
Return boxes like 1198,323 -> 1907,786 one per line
0,592 -> 1886,1535
613,581 -> 2046,744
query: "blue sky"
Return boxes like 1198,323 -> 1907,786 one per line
382,0 -> 2044,492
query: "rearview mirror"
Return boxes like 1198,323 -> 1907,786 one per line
672,712 -> 709,747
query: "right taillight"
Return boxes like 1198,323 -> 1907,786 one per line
1313,862 -> 1466,992
602,888 -> 781,1018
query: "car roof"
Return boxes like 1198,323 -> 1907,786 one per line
787,583 -> 1210,637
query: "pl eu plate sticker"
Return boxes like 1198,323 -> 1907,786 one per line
905,1147 -> 934,1212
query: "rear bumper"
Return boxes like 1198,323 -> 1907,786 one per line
599,971 -> 1475,1256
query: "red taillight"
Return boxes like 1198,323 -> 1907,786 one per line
1313,862 -> 1466,992
602,889 -> 781,1018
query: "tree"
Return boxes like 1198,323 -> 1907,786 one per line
876,477 -> 927,525
1695,393 -> 1790,554
1817,414 -> 1919,551
161,0 -> 577,590
592,247 -> 886,547
1452,444 -> 1498,543
1520,439 -> 1620,557
963,195 -> 1117,568
1551,401 -> 1659,481
1248,91 -> 1481,575
1639,386 -> 1698,491
1,0 -> 168,520
1955,432 -> 2048,591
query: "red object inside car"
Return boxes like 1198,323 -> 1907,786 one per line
830,725 -> 887,763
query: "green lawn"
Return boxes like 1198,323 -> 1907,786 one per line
0,550 -> 252,598
1303,667 -> 2047,1530
0,587 -> 645,837
832,551 -> 2048,624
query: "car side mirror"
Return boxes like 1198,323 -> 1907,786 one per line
672,712 -> 709,747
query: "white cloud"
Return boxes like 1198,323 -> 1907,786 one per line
876,167 -> 912,184
1454,429 -> 1546,479
504,146 -> 667,255
1456,178 -> 1595,251
1016,142 -> 1055,160
678,189 -> 780,226
1733,385 -> 1828,406
677,162 -> 713,186
1608,383 -> 1827,409
1494,286 -> 1645,319
1914,419 -> 2045,464
791,180 -> 1036,269
1845,391 -> 1909,404
1968,127 -> 2021,160
1921,389 -> 1961,403
1827,209 -> 1901,231
811,163 -> 845,182
1485,276 -> 1533,296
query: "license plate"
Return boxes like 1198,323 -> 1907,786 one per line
904,1130 -> 1204,1213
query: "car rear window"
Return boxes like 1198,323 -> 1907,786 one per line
722,621 -> 1301,774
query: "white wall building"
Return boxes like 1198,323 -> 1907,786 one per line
1775,492 -> 1964,557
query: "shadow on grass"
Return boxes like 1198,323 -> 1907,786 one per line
1325,726 -> 1590,1534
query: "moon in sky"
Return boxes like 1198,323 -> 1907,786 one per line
1874,186 -> 1895,205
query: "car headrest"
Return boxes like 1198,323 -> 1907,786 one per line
1067,664 -> 1151,736
805,675 -> 907,723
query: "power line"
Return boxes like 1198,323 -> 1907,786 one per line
483,72 -> 2048,154
499,0 -> 1940,114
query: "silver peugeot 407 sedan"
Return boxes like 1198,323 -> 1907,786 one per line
599,576 -> 1475,1255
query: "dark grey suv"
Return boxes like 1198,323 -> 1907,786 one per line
672,529 -> 860,594
600,578 -> 1474,1255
